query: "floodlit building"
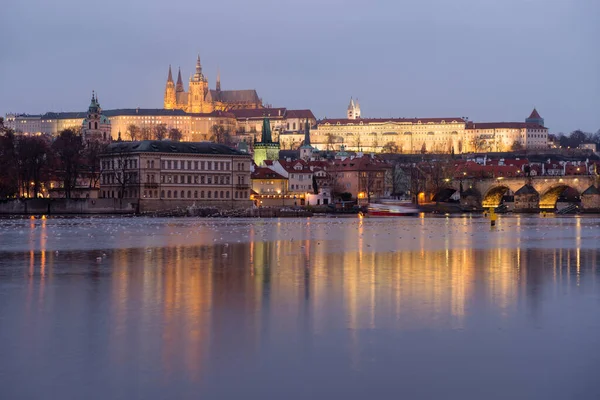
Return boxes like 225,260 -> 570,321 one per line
99,140 -> 252,210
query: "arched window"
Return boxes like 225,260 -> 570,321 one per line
161,190 -> 165,198
208,191 -> 211,198
167,190 -> 172,198
187,190 -> 191,198
220,191 -> 224,198
226,191 -> 229,198
235,191 -> 238,199
214,191 -> 218,198
201,190 -> 205,198
181,190 -> 184,198
194,191 -> 198,198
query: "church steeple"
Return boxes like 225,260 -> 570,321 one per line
216,68 -> 221,92
304,118 -> 311,146
167,65 -> 173,83
261,117 -> 273,144
192,54 -> 205,82
176,67 -> 184,92
164,65 -> 176,109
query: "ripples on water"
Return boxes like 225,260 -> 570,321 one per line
1,216 -> 600,399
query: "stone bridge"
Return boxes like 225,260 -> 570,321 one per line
450,175 -> 599,210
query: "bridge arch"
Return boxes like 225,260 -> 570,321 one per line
539,185 -> 581,210
482,185 -> 513,208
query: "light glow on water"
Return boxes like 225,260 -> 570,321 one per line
1,216 -> 600,399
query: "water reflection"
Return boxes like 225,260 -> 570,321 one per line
2,218 -> 600,399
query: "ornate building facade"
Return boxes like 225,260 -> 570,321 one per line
81,91 -> 111,143
163,55 -> 263,113
311,103 -> 548,153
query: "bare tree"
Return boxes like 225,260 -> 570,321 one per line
154,124 -> 168,140
84,140 -> 107,189
168,128 -> 183,142
210,124 -> 231,144
105,152 -> 138,198
126,124 -> 140,141
15,136 -> 51,198
139,127 -> 153,141
382,141 -> 399,153
0,128 -> 18,198
52,129 -> 84,199
426,159 -> 455,205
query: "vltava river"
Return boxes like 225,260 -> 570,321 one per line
1,216 -> 599,399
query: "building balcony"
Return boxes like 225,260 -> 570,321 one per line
144,183 -> 159,189
235,184 -> 250,190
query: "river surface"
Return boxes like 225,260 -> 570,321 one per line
1,215 -> 600,399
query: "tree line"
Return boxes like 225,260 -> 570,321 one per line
552,129 -> 600,149
125,124 -> 183,142
1,120 -> 106,199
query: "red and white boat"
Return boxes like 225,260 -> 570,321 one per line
367,200 -> 419,217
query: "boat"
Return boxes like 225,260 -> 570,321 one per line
366,200 -> 419,217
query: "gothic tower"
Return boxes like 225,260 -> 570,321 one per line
188,54 -> 210,113
216,68 -> 221,92
347,97 -> 361,119
253,117 -> 280,166
163,65 -> 176,109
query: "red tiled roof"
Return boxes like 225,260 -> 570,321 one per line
319,117 -> 466,125
252,167 -> 287,180
285,109 -> 316,119
467,122 -> 545,130
331,156 -> 390,171
528,108 -> 541,119
230,108 -> 287,119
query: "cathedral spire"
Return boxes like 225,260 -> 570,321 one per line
176,67 -> 184,92
196,54 -> 202,75
216,67 -> 221,92
167,65 -> 173,82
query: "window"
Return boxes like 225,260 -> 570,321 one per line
226,191 -> 229,198
151,160 -> 154,168
167,190 -> 172,198
181,190 -> 184,198
201,190 -> 205,198
201,161 -> 205,170
188,161 -> 192,170
194,161 -> 198,170
194,190 -> 198,198
187,190 -> 191,198
235,191 -> 238,198
214,190 -> 218,198
207,176 -> 212,184
187,176 -> 192,184
201,176 -> 205,184
220,191 -> 224,198
208,191 -> 212,198
207,162 -> 212,170
174,191 -> 178,198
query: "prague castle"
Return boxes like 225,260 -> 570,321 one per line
163,55 -> 263,113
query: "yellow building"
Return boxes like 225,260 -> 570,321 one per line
313,117 -> 468,154
164,55 -> 263,113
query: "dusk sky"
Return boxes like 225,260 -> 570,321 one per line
2,0 -> 598,133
